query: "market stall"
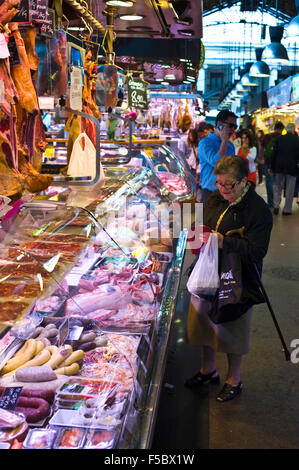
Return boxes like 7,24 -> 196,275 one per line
251,74 -> 299,133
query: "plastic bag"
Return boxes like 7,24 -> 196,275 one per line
67,133 -> 105,191
187,233 -> 220,297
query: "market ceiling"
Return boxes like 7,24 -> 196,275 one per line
58,0 -> 297,38
202,0 -> 296,23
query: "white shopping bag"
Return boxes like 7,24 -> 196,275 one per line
187,233 -> 220,297
67,133 -> 105,190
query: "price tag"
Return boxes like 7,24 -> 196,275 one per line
39,8 -> 55,38
70,66 -> 83,111
0,387 -> 23,410
127,78 -> 149,110
137,335 -> 150,368
144,147 -> 154,158
43,145 -> 54,159
58,318 -> 69,346
68,326 -> 84,341
7,35 -> 21,67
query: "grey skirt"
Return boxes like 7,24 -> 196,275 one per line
186,295 -> 253,355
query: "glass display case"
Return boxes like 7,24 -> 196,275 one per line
0,163 -> 188,449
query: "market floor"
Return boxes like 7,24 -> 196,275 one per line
151,183 -> 299,450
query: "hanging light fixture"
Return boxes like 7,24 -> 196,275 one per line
249,48 -> 271,77
241,73 -> 259,87
262,26 -> 289,64
286,0 -> 299,37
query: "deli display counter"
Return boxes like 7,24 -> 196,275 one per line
0,155 -> 190,449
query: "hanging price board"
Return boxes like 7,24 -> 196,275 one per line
127,78 -> 149,110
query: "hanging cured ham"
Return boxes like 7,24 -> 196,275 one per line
23,25 -> 48,171
0,0 -> 20,26
0,1 -> 24,198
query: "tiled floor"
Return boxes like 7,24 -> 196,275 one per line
152,183 -> 299,449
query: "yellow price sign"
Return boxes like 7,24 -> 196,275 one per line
144,147 -> 154,158
44,145 -> 54,158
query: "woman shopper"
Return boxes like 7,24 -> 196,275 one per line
235,129 -> 257,187
178,127 -> 199,175
185,155 -> 273,402
255,129 -> 265,184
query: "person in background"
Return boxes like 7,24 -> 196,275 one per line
255,129 -> 265,184
185,155 -> 273,402
235,129 -> 257,187
233,129 -> 242,150
294,117 -> 299,205
205,123 -> 215,134
269,123 -> 299,215
198,110 -> 237,203
178,127 -> 199,175
261,121 -> 285,211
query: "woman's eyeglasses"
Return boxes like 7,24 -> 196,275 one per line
216,180 -> 241,190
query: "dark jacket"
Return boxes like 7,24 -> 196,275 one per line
203,185 -> 273,319
269,133 -> 299,176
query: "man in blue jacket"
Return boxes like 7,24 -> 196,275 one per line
198,110 -> 237,203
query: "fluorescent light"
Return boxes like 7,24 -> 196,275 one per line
161,81 -> 169,85
106,0 -> 133,6
120,14 -> 143,20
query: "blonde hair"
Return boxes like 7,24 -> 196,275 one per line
214,155 -> 249,180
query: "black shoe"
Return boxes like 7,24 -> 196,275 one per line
184,369 -> 220,388
282,212 -> 292,215
216,382 -> 243,402
273,208 -> 279,215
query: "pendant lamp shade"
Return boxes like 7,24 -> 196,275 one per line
261,26 -> 289,64
286,15 -> 299,38
249,48 -> 271,77
241,73 -> 259,86
286,0 -> 299,37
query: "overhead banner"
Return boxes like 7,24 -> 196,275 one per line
127,78 -> 149,110
292,74 -> 299,102
267,76 -> 292,108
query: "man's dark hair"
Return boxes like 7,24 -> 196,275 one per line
215,110 -> 237,126
274,121 -> 284,131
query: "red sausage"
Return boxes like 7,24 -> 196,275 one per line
14,396 -> 50,423
0,387 -> 55,404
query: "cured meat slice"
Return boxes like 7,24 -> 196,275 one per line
0,282 -> 42,297
0,300 -> 29,322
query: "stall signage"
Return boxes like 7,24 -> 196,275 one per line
12,0 -> 30,22
39,8 -> 55,38
11,0 -> 54,29
292,74 -> 299,102
267,77 -> 292,108
127,78 -> 149,110
0,387 -> 23,410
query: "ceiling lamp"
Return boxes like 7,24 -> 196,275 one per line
249,48 -> 270,77
262,26 -> 289,64
286,15 -> 299,37
236,83 -> 249,93
119,14 -> 143,20
106,1 -> 133,6
241,73 -> 259,87
286,0 -> 299,37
